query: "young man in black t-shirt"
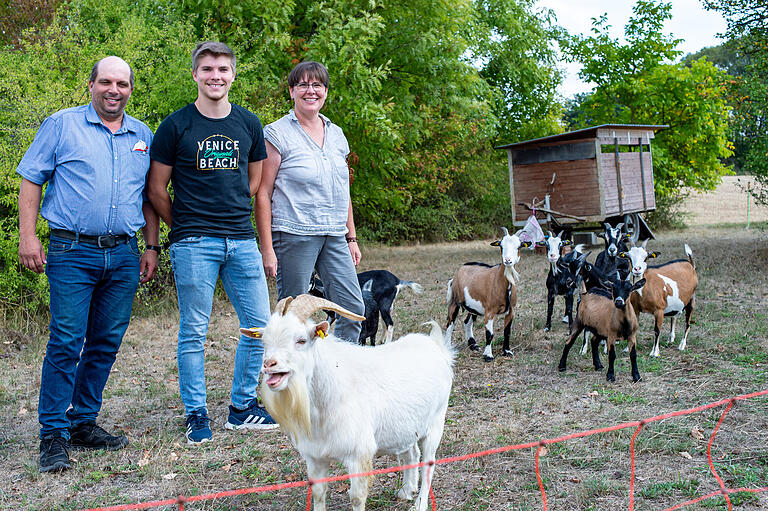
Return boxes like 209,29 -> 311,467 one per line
148,41 -> 277,444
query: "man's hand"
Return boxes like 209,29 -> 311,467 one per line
19,234 -> 46,273
139,249 -> 159,283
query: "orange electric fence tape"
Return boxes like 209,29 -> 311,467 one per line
76,388 -> 768,511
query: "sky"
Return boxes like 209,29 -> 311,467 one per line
536,0 -> 729,98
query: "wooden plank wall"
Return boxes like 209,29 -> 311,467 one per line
513,159 -> 602,220
600,152 -> 656,216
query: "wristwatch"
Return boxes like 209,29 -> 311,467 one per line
146,245 -> 162,253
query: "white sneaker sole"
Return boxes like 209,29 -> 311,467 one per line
224,421 -> 280,431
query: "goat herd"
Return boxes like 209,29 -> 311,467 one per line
239,223 -> 699,511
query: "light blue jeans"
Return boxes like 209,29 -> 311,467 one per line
169,236 -> 270,415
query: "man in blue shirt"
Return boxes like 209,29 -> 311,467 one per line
17,56 -> 160,473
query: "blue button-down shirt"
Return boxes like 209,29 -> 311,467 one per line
16,103 -> 153,236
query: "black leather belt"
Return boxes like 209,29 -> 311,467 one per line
50,229 -> 131,248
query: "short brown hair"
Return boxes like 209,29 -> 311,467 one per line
287,61 -> 329,89
192,41 -> 236,73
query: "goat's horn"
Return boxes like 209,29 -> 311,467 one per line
276,296 -> 294,315
500,226 -> 510,237
280,294 -> 365,323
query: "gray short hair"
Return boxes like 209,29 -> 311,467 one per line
191,41 -> 236,74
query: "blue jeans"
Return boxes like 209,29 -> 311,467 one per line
273,232 -> 364,342
169,236 -> 270,415
40,235 -> 140,439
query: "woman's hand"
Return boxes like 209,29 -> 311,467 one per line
348,240 -> 361,266
262,248 -> 278,277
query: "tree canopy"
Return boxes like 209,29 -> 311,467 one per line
704,0 -> 768,205
561,0 -> 733,210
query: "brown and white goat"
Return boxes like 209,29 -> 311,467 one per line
559,273 -> 646,382
445,227 -> 531,361
623,242 -> 698,357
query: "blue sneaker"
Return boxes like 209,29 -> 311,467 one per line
185,410 -> 212,445
224,402 -> 279,431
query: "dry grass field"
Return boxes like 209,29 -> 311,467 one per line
1,181 -> 767,510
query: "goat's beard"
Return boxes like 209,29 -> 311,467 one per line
261,374 -> 311,441
504,264 -> 520,285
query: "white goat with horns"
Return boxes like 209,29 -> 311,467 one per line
241,294 -> 455,511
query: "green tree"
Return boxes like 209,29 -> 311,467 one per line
561,0 -> 733,219
704,0 -> 768,205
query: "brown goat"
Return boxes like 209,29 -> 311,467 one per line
445,229 -> 530,362
559,275 -> 646,382
624,244 -> 698,357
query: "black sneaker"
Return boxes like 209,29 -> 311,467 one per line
39,434 -> 71,473
69,422 -> 129,451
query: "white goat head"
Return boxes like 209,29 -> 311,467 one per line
544,230 -> 572,264
240,295 -> 365,438
621,239 -> 660,279
492,227 -> 531,282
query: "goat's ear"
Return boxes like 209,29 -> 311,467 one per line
562,239 -> 572,246
649,251 -> 660,259
631,279 -> 646,292
312,321 -> 330,340
521,241 -> 532,248
490,240 -> 501,246
624,233 -> 632,240
240,327 -> 263,339
596,232 -> 605,239
618,252 -> 627,258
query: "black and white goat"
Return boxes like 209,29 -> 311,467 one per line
542,231 -> 587,332
624,241 -> 698,357
559,272 -> 646,382
594,222 -> 631,279
241,295 -> 454,511
445,227 -> 530,361
308,270 -> 423,346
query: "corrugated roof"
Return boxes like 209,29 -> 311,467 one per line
494,124 -> 668,150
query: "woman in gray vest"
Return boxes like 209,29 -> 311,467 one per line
256,61 -> 364,341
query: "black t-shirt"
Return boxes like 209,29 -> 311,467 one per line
150,103 -> 267,243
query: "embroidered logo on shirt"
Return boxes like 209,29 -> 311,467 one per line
197,134 -> 239,171
133,140 -> 148,152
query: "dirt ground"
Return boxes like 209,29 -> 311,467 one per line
0,182 -> 766,511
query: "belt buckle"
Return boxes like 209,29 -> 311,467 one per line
97,235 -> 116,248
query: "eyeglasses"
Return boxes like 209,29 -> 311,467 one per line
295,81 -> 326,92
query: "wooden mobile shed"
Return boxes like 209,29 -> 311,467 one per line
496,124 -> 667,241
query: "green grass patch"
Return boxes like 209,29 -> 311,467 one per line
639,477 -> 700,499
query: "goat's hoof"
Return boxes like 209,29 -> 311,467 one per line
633,375 -> 642,383
468,343 -> 479,351
594,364 -> 603,371
483,355 -> 494,362
557,365 -> 566,372
502,350 -> 513,357
396,488 -> 415,501
606,374 -> 615,382
544,326 -> 551,332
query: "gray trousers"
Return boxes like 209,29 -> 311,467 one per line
273,231 -> 364,342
